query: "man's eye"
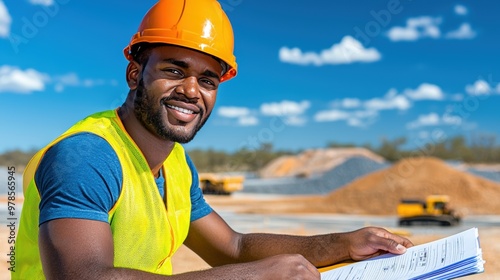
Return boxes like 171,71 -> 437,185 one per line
163,68 -> 182,75
201,78 -> 214,86
200,78 -> 218,89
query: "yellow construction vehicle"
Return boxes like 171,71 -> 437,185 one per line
397,195 -> 461,226
198,173 -> 244,195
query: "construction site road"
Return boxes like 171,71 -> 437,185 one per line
201,194 -> 500,279
206,193 -> 500,236
215,210 -> 500,237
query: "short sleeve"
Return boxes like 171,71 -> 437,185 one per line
185,153 -> 213,221
36,133 -> 122,225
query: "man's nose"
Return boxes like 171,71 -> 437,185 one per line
176,76 -> 200,99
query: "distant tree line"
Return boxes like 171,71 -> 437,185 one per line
337,134 -> 500,163
188,143 -> 292,173
0,149 -> 38,169
1,135 -> 499,172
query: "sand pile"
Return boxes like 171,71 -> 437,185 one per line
258,147 -> 385,178
319,156 -> 500,215
237,157 -> 500,216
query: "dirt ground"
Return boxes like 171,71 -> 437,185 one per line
1,196 -> 499,279
3,156 -> 500,280
170,195 -> 500,279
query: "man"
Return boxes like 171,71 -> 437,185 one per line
14,0 -> 413,279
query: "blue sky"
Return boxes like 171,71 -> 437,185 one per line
1,0 -> 499,154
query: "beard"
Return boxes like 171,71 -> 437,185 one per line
133,78 -> 210,143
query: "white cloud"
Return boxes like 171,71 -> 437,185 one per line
352,83 -> 445,116
314,109 -> 377,127
28,0 -> 55,6
238,116 -> 259,126
315,109 -> 350,122
347,118 -> 363,127
445,23 -> 476,39
387,16 -> 441,41
217,106 -> 251,118
217,106 -> 258,126
364,89 -> 411,111
83,79 -> 107,87
386,26 -> 420,41
454,5 -> 468,16
283,115 -> 308,126
332,98 -> 362,109
260,100 -> 310,116
316,83 -> 449,128
442,113 -> 462,126
0,66 -> 116,94
53,72 -> 116,92
218,101 -> 311,127
279,36 -> 381,66
55,73 -> 79,86
404,83 -> 445,100
465,79 -> 492,95
260,100 -> 310,126
407,112 -> 462,129
0,0 -> 12,38
407,113 -> 440,129
0,65 -> 48,93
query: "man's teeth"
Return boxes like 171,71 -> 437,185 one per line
167,104 -> 194,114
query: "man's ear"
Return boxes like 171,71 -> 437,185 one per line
126,61 -> 141,90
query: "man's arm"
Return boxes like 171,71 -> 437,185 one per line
185,211 -> 413,269
40,219 -> 120,279
40,218 -> 320,280
36,135 -> 171,279
39,212 -> 410,280
36,135 -> 319,279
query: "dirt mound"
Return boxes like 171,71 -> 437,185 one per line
320,157 -> 500,215
259,147 -> 385,178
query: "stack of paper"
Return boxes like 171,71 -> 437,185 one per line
321,227 -> 485,280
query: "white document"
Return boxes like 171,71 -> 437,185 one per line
321,228 -> 484,280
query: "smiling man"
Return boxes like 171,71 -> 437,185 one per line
127,45 -> 221,145
14,0 -> 412,279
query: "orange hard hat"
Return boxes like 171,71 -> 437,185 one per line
124,0 -> 237,82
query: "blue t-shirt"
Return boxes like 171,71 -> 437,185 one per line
35,133 -> 212,225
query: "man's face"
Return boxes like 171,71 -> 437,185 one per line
133,45 -> 223,143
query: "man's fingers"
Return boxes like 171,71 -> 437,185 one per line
293,254 -> 321,278
391,234 -> 414,249
373,231 -> 414,255
385,237 -> 413,254
304,259 -> 321,278
281,254 -> 321,279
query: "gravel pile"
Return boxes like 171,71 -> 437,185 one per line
445,161 -> 500,183
241,156 -> 388,195
258,148 -> 385,178
466,168 -> 500,183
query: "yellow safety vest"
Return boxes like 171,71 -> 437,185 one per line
14,110 -> 192,279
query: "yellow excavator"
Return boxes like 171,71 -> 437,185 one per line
397,195 -> 461,226
198,173 -> 244,195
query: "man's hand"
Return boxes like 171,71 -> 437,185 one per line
172,254 -> 321,279
242,254 -> 320,280
186,212 -> 414,273
344,227 -> 414,261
